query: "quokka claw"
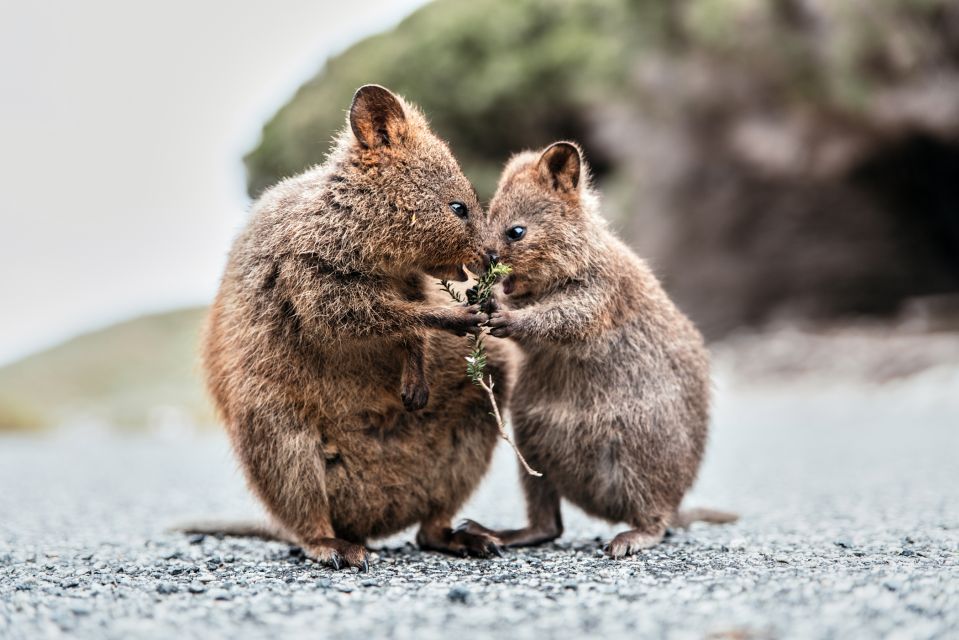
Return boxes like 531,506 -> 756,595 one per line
401,383 -> 429,411
306,539 -> 369,571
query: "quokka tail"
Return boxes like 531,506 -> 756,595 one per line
172,520 -> 296,544
671,507 -> 739,529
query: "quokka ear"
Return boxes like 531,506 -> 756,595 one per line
537,141 -> 582,194
349,85 -> 407,149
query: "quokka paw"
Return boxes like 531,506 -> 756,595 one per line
451,305 -> 489,336
454,519 -> 501,539
447,527 -> 503,558
487,310 -> 517,338
400,381 -> 429,411
604,528 -> 665,559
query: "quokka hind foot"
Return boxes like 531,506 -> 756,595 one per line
456,519 -> 562,548
605,508 -> 739,558
177,521 -> 369,571
417,519 -> 503,558
605,524 -> 668,559
304,538 -> 370,572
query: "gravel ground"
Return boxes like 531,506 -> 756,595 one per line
1,367 -> 957,639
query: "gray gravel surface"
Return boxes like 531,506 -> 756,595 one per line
1,369 -> 957,639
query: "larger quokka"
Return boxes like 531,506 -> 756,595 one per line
203,85 -> 509,569
463,142 -> 736,558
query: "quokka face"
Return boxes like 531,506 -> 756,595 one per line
483,142 -> 594,296
347,85 -> 484,281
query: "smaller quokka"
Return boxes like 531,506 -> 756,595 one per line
463,142 -> 736,558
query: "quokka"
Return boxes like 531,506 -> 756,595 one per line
462,142 -> 736,557
202,85 -> 510,569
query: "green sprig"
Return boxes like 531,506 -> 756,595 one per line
436,261 -> 540,477
466,262 -> 512,308
465,335 -> 487,385
438,279 -> 464,303
445,262 -> 512,384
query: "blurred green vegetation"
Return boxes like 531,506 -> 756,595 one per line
245,0 -> 671,197
248,0 -> 959,339
245,0 -> 955,198
0,308 -> 213,432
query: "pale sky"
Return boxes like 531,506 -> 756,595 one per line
0,0 -> 426,365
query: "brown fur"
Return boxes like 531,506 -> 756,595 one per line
202,86 -> 510,569
465,142 -> 735,558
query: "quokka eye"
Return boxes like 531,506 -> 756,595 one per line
506,225 -> 526,241
449,201 -> 468,219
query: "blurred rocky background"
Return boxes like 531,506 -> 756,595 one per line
2,0 -> 958,431
246,0 -> 959,338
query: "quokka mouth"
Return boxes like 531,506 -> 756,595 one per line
502,275 -> 516,295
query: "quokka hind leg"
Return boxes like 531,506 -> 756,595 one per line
605,517 -> 668,559
234,410 -> 369,571
460,467 -> 564,548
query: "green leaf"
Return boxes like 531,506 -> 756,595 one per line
439,262 -> 511,384
438,280 -> 464,303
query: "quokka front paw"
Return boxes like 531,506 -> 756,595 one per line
487,310 -> 519,338
401,379 -> 430,411
446,305 -> 489,336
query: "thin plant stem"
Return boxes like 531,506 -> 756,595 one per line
480,375 -> 542,477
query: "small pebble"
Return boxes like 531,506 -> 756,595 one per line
447,585 -> 470,604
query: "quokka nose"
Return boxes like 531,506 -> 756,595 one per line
483,249 -> 499,268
